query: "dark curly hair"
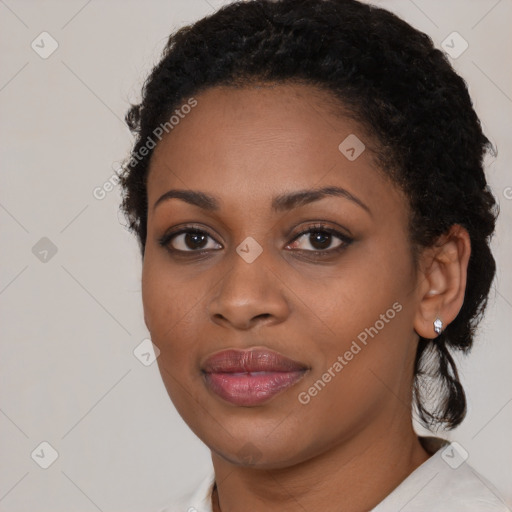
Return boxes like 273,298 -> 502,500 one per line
119,0 -> 498,430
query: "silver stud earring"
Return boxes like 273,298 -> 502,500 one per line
433,318 -> 443,335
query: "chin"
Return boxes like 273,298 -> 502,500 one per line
198,419 -> 315,469
211,442 -> 310,470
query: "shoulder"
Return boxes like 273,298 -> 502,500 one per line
372,438 -> 511,512
154,471 -> 215,512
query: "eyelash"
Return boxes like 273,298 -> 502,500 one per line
158,223 -> 353,259
286,224 -> 353,256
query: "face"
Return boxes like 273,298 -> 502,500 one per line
142,83 -> 423,469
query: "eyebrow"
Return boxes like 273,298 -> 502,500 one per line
153,186 -> 371,215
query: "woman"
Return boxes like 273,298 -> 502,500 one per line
119,0 -> 508,510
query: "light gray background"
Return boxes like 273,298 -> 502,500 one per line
1,0 -> 511,510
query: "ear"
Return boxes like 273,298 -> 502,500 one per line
414,224 -> 471,339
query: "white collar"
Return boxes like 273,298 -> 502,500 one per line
160,437 -> 509,512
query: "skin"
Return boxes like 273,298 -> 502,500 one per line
141,83 -> 470,511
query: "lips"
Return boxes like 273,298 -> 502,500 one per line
202,348 -> 308,406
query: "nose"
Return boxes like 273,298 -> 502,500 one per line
207,249 -> 291,330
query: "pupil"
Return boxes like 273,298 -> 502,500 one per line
186,232 -> 207,249
310,231 -> 331,250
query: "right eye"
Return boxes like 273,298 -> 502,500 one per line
158,228 -> 223,253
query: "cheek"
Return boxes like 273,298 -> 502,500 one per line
141,251 -> 204,359
141,255 -> 209,414
290,239 -> 413,343
289,241 -> 415,397
291,293 -> 413,445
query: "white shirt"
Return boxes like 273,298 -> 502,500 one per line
157,438 -> 510,512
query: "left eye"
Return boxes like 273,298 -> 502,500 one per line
286,228 -> 349,252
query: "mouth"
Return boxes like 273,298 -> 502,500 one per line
201,347 -> 309,406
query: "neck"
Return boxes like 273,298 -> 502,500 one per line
211,416 -> 430,512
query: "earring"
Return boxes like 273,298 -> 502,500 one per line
433,318 -> 443,335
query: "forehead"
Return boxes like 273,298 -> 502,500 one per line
146,83 -> 404,218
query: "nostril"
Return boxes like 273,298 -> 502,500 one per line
255,313 -> 272,321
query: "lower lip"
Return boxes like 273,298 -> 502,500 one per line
204,371 -> 306,406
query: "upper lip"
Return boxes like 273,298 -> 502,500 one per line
201,348 -> 308,374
